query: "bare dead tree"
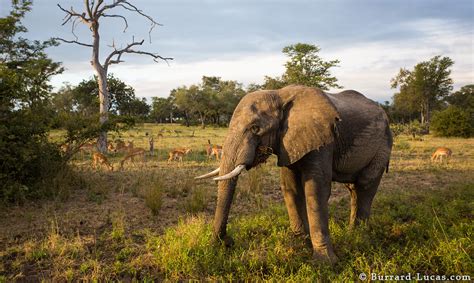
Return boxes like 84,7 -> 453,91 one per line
56,0 -> 172,153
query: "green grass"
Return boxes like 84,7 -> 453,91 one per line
1,124 -> 473,281
1,184 -> 472,281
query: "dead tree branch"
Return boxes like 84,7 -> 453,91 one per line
57,4 -> 91,26
102,13 -> 129,32
104,38 -> 172,68
98,0 -> 162,42
53,37 -> 93,48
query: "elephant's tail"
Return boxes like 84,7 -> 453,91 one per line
385,161 -> 390,173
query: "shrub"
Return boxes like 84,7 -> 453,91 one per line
406,120 -> 428,139
389,124 -> 404,138
390,121 -> 428,140
143,183 -> 163,216
0,111 -> 66,203
430,106 -> 473,138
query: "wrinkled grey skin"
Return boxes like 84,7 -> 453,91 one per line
212,85 -> 392,263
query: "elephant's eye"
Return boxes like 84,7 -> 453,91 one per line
250,125 -> 260,134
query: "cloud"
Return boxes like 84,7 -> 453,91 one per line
108,53 -> 287,97
51,18 -> 472,103
325,18 -> 473,101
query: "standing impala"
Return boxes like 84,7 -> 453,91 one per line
168,148 -> 192,163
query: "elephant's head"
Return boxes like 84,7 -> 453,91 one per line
196,85 -> 340,242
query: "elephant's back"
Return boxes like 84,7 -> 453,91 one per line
326,91 -> 391,176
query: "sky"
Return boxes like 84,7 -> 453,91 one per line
2,0 -> 473,102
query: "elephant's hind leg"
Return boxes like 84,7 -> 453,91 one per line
280,167 -> 308,236
349,153 -> 387,227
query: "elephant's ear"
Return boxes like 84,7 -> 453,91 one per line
277,86 -> 340,167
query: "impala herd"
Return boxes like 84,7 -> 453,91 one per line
62,135 -> 453,171
61,137 -> 225,171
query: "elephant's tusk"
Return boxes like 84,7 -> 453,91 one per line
213,165 -> 246,181
195,168 -> 220,179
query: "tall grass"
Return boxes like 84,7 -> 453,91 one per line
2,184 -> 471,281
1,125 -> 472,281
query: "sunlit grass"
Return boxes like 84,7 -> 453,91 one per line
1,124 -> 473,280
2,184 -> 471,281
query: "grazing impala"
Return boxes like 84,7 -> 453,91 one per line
120,147 -> 146,169
431,147 -> 452,162
116,140 -> 134,153
80,141 -> 96,153
60,143 -> 70,154
168,148 -> 192,163
92,152 -> 114,171
107,142 -> 117,153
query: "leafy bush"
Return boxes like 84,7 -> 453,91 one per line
406,120 -> 428,139
390,122 -> 428,140
389,124 -> 404,138
430,106 -> 473,138
0,110 -> 65,203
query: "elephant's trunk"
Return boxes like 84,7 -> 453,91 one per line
212,133 -> 256,240
213,153 -> 239,240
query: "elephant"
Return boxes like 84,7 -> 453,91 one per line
196,85 -> 392,263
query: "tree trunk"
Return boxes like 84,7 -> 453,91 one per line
184,111 -> 190,127
425,100 -> 430,126
96,69 -> 109,153
199,112 -> 205,129
91,21 -> 108,153
420,101 -> 426,125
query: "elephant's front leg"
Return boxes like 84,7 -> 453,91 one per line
280,167 -> 308,236
302,169 -> 337,263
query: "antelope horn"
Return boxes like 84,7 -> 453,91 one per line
213,165 -> 246,181
195,168 -> 220,179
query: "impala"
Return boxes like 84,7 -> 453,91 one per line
168,148 -> 192,163
206,139 -> 223,161
92,152 -> 114,171
120,147 -> 146,169
431,147 -> 452,162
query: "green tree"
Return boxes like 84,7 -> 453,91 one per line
201,76 -> 245,125
61,74 -> 145,118
151,97 -> 175,123
390,91 -> 419,123
391,55 -> 454,125
261,75 -> 287,90
260,43 -> 341,90
282,43 -> 342,90
430,106 -> 472,138
171,86 -> 193,127
0,1 -> 65,202
70,78 -> 99,116
120,97 -> 150,119
170,76 -> 245,127
445,84 -> 474,115
246,83 -> 263,93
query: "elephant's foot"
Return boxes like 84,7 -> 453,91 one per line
349,215 -> 370,230
290,225 -> 307,237
313,247 -> 338,264
214,234 -> 235,248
